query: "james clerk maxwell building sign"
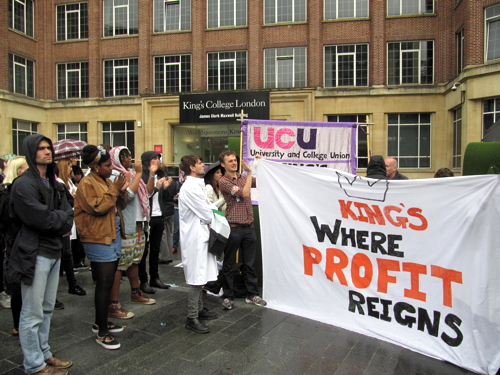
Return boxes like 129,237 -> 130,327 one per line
180,91 -> 270,124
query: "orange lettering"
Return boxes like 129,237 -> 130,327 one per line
351,253 -> 373,289
403,263 -> 427,302
377,258 -> 400,293
431,265 -> 463,308
303,245 -> 322,276
325,248 -> 348,285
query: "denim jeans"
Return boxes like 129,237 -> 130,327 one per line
20,256 -> 61,373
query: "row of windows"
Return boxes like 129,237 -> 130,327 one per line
12,97 -> 500,169
9,0 -> 438,41
8,42 -> 434,99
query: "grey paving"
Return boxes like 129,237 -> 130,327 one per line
0,255 -> 480,375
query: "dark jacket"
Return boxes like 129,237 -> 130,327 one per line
366,155 -> 388,179
8,134 -> 73,285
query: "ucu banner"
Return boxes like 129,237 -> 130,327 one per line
241,119 -> 357,174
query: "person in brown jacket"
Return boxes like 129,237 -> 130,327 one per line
74,145 -> 127,350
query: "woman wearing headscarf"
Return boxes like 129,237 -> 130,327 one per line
107,146 -> 155,320
74,145 -> 127,349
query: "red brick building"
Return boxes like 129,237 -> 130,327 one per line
1,0 -> 500,177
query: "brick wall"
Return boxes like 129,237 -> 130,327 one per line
1,0 -> 499,100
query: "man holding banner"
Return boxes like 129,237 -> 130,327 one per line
219,151 -> 266,310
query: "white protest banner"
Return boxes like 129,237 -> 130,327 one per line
241,119 -> 357,173
257,160 -> 500,375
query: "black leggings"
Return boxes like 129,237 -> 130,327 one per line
91,260 -> 118,336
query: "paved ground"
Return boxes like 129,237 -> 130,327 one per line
0,253 -> 480,375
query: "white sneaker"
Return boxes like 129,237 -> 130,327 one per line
0,292 -> 11,309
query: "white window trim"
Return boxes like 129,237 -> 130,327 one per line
323,43 -> 369,87
264,0 -> 307,24
323,0 -> 369,20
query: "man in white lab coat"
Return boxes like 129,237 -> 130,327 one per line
178,155 -> 219,333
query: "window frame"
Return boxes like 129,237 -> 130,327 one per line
264,47 -> 307,89
103,0 -> 138,37
207,51 -> 247,91
485,4 -> 500,62
103,58 -> 139,97
456,28 -> 464,73
387,40 -> 434,85
12,119 -> 38,156
328,114 -> 369,169
101,121 -> 135,157
387,0 -> 433,16
56,2 -> 88,41
264,0 -> 306,24
387,113 -> 431,169
452,107 -> 462,169
324,0 -> 369,20
324,44 -> 369,87
154,54 -> 192,93
482,97 -> 500,137
8,0 -> 34,37
8,53 -> 35,98
57,62 -> 89,100
207,0 -> 247,28
153,0 -> 191,32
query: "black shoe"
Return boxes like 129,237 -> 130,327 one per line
140,282 -> 156,294
73,262 -> 87,269
158,260 -> 172,265
68,285 -> 87,296
54,299 -> 65,310
150,278 -> 170,289
185,317 -> 210,334
198,307 -> 218,321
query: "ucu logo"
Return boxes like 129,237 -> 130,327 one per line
254,127 -> 317,150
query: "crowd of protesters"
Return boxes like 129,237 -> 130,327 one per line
1,134 -> 458,374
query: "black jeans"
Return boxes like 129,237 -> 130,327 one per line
140,216 -> 164,282
61,236 -> 77,287
221,225 -> 260,300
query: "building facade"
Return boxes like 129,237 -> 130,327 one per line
2,0 -> 500,177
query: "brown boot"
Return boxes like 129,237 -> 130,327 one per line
25,364 -> 68,375
45,356 -> 72,369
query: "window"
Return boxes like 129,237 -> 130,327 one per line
483,97 -> 500,136
102,121 -> 135,157
57,62 -> 89,100
8,0 -> 34,37
325,44 -> 368,87
264,47 -> 306,88
155,55 -> 191,93
153,0 -> 191,32
388,41 -> 433,85
264,0 -> 306,24
208,0 -> 246,28
12,119 -> 37,156
207,51 -> 247,91
57,123 -> 88,144
388,113 -> 431,168
104,58 -> 139,97
8,53 -> 34,97
324,0 -> 368,19
486,4 -> 500,61
103,0 -> 138,37
328,115 -> 368,168
56,3 -> 88,41
457,28 -> 464,73
452,108 -> 462,169
387,0 -> 433,16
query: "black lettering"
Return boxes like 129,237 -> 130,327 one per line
341,228 -> 356,247
309,216 -> 341,244
387,234 -> 404,257
380,299 -> 393,322
417,308 -> 440,337
394,302 -> 417,328
371,232 -> 388,255
348,290 -> 365,314
356,230 -> 369,250
367,297 -> 380,319
441,314 -> 463,347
